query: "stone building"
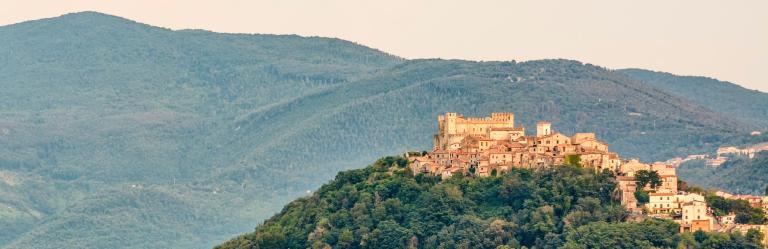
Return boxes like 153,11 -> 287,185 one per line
619,160 -> 678,194
645,192 -> 715,232
411,112 -> 621,179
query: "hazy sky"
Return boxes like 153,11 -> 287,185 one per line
2,0 -> 766,91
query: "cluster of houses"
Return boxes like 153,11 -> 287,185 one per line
662,143 -> 768,167
407,112 -> 621,178
619,152 -> 768,244
583,149 -> 729,234
407,112 -> 768,244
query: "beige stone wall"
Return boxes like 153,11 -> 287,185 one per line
436,112 -> 516,150
682,201 -> 709,222
536,122 -> 552,137
489,130 -> 509,140
578,140 -> 608,152
572,133 -> 597,144
650,163 -> 676,176
648,193 -> 675,214
660,175 -> 678,194
538,133 -> 571,150
489,152 -> 513,164
621,160 -> 650,177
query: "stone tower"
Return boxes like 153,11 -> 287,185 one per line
444,112 -> 458,135
536,121 -> 552,137
490,112 -> 515,128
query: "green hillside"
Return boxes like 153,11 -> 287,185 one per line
0,11 -> 402,249
678,151 -> 768,195
0,12 -> 765,249
619,69 -> 768,128
217,156 -> 764,249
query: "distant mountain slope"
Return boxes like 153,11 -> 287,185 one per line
0,11 -> 402,249
677,152 -> 768,195
0,12 -> 762,249
619,69 -> 768,128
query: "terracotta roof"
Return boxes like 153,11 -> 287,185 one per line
508,142 -> 525,148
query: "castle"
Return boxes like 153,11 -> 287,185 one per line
409,112 -> 621,178
407,112 -> 768,239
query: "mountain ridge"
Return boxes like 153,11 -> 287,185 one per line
618,68 -> 768,128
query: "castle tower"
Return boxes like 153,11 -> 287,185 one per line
491,112 -> 515,127
536,121 -> 552,137
444,112 -> 458,135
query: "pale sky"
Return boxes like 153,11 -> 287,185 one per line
1,0 -> 766,92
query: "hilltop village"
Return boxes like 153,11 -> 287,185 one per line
407,112 -> 768,243
409,112 -> 620,177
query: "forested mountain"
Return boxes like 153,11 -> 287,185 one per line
678,151 -> 768,195
0,12 -> 765,248
217,157 -> 764,249
619,69 -> 768,128
0,11 -> 401,249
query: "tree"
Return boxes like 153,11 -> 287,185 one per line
635,170 -> 662,189
561,219 -> 679,249
735,213 -> 752,224
706,193 -> 767,224
338,229 -> 354,249
564,154 -> 581,167
764,185 -> 768,196
634,190 -> 650,204
745,228 -> 764,245
365,220 -> 412,249
254,225 -> 287,248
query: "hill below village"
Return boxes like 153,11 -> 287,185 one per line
0,12 -> 766,249
216,156 -> 764,249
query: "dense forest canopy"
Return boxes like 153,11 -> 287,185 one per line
217,156 -> 765,249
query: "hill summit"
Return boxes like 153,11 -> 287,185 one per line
216,156 -> 765,249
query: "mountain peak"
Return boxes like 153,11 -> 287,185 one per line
0,10 -> 161,34
54,11 -> 132,22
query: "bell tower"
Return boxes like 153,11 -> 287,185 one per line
536,121 -> 552,137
